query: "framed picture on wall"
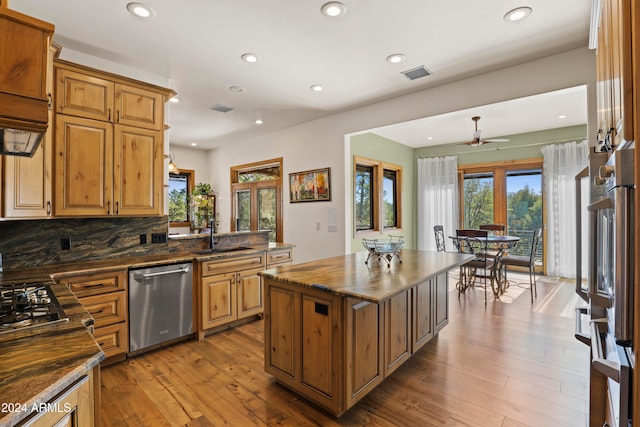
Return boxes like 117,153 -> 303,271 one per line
289,167 -> 331,202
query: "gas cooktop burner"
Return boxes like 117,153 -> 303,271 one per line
0,283 -> 68,334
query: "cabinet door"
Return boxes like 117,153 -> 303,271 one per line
412,279 -> 434,352
55,68 -> 114,122
434,273 -> 449,333
237,268 -> 263,319
202,273 -> 236,329
3,134 -> 52,217
345,298 -> 383,408
115,83 -> 163,130
113,125 -> 163,215
301,294 -> 337,398
22,375 -> 92,427
264,281 -> 296,377
383,290 -> 410,376
54,115 -> 113,216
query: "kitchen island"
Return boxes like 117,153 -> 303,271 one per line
259,249 -> 472,416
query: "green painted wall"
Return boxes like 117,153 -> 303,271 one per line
414,125 -> 587,164
349,133 -> 415,252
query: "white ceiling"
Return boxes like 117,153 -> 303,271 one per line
11,0 -> 592,150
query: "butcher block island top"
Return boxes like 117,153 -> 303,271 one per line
259,249 -> 472,417
259,249 -> 472,302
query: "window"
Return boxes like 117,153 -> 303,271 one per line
355,164 -> 374,231
169,169 -> 194,227
459,159 -> 543,261
353,156 -> 402,234
231,158 -> 283,242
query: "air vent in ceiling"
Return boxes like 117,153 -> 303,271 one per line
401,66 -> 432,80
210,104 -> 234,113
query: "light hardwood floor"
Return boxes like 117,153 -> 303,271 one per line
100,273 -> 589,426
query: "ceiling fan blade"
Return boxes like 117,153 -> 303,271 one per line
483,138 -> 509,142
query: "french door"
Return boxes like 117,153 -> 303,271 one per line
459,159 -> 543,262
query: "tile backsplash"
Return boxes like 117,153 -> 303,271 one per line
0,216 -> 188,269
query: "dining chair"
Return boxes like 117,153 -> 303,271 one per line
499,228 -> 542,303
455,229 -> 495,304
479,224 -> 506,259
433,225 -> 446,252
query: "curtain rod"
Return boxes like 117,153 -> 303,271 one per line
417,137 -> 586,158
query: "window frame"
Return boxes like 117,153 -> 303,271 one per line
353,156 -> 403,235
168,168 -> 195,228
230,158 -> 283,242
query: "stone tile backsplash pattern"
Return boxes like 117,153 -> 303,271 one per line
0,217 -> 189,269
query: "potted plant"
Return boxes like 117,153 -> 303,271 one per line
190,183 -> 216,233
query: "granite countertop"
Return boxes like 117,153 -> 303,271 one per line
259,250 -> 473,303
0,241 -> 296,426
0,282 -> 104,427
0,243 -> 296,283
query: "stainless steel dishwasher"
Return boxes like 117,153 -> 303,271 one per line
128,262 -> 193,353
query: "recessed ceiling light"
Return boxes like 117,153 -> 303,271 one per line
241,53 -> 259,63
126,2 -> 156,19
386,54 -> 406,64
229,85 -> 246,93
503,6 -> 532,22
310,84 -> 324,92
321,2 -> 346,17
255,119 -> 263,125
190,142 -> 197,146
427,137 -> 433,140
169,97 -> 180,103
557,114 -> 567,119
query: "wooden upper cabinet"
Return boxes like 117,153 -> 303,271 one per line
54,115 -> 112,216
2,40 -> 55,219
113,125 -> 163,215
0,7 -> 53,128
114,84 -> 163,130
55,66 -> 164,131
55,68 -> 114,122
52,60 -> 174,217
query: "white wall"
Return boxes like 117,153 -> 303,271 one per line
206,48 -> 596,263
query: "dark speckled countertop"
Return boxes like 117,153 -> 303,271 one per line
0,282 -> 103,427
0,242 -> 295,426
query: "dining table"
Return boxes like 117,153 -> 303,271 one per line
449,233 -> 520,298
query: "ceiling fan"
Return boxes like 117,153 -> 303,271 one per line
463,116 -> 510,146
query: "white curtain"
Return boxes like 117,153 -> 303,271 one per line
417,156 -> 459,251
541,140 -> 589,278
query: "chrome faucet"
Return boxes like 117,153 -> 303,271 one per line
210,219 -> 216,249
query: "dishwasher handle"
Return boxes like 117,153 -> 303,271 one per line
135,266 -> 190,280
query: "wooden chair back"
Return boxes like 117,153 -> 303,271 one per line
479,224 -> 505,235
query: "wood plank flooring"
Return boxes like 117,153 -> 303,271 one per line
100,273 -> 589,426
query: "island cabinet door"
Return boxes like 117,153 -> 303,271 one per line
264,281 -> 296,378
412,278 -> 434,353
345,298 -> 384,408
434,273 -> 449,333
383,289 -> 411,377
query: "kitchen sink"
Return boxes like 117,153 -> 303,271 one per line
193,246 -> 252,255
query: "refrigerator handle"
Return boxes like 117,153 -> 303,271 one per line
589,319 -> 621,382
575,166 -> 589,302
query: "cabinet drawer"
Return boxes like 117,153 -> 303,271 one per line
94,322 -> 128,358
201,253 -> 265,276
57,270 -> 126,297
267,249 -> 293,266
79,291 -> 126,328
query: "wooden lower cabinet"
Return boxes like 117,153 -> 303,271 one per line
199,253 -> 267,337
54,269 -> 128,362
383,290 -> 411,376
434,273 -> 449,332
21,369 -> 95,427
264,272 -> 449,416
